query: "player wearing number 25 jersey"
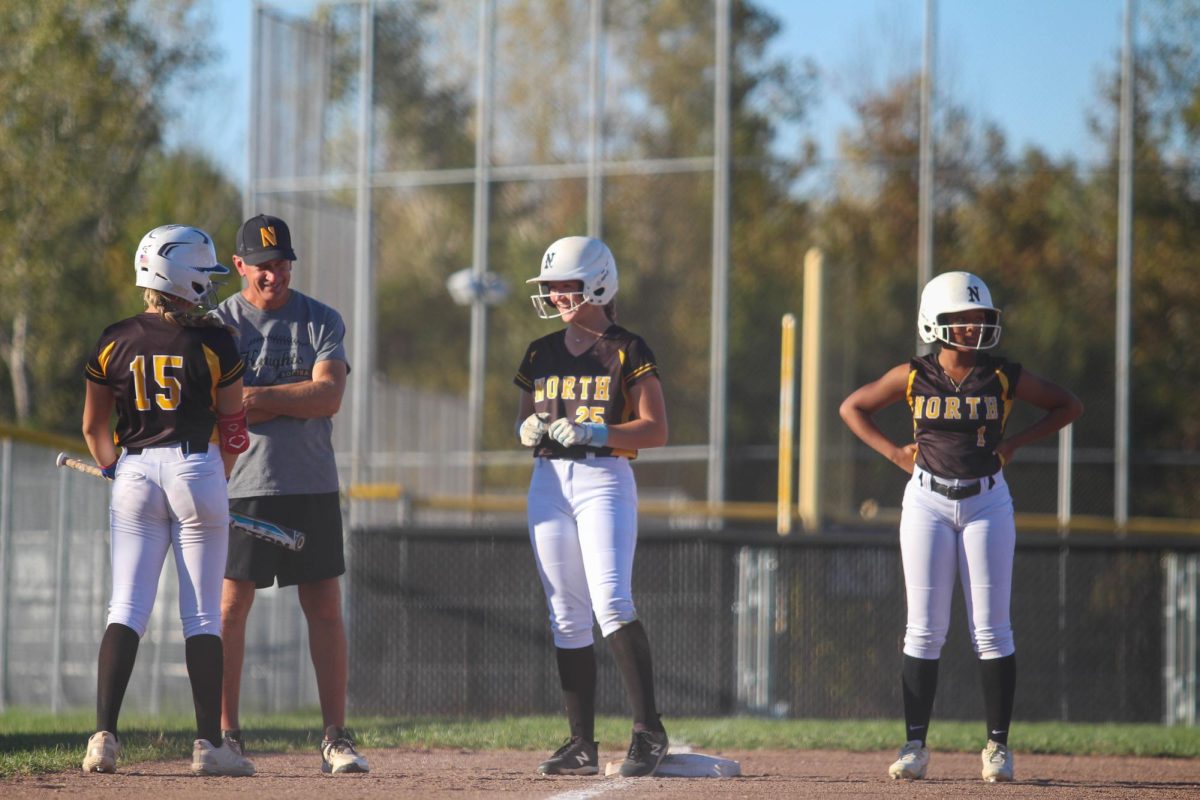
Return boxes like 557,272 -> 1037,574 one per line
514,325 -> 658,460
515,237 -> 670,779
840,271 -> 1082,784
80,224 -> 254,777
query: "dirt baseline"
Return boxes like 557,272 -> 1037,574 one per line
5,748 -> 1198,799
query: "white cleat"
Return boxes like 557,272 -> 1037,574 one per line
321,726 -> 369,774
82,731 -> 120,774
981,739 -> 1014,782
192,738 -> 256,776
888,739 -> 930,780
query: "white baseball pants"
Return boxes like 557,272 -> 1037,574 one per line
107,445 -> 229,638
899,464 -> 1016,660
528,456 -> 639,648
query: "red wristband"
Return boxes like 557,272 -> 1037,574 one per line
217,409 -> 249,454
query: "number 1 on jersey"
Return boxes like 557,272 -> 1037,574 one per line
130,354 -> 184,411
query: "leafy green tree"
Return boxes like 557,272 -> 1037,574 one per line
0,0 -> 211,430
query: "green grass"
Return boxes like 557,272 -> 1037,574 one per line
2,710 -> 1198,777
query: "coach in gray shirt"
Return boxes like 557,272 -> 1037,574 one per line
212,213 -> 369,775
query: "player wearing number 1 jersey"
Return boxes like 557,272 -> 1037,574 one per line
840,271 -> 1082,784
81,225 -> 253,777
515,236 -> 670,778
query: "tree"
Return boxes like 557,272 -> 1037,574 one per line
0,0 -> 210,428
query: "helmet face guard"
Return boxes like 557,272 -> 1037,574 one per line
918,271 -> 1003,350
529,285 -> 586,319
526,236 -> 618,319
925,311 -> 1002,350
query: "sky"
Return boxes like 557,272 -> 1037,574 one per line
184,0 -> 1126,188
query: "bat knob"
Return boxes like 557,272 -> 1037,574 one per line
55,452 -> 68,468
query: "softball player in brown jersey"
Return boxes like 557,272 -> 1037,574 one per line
840,272 -> 1082,783
80,225 -> 254,777
514,236 -> 670,778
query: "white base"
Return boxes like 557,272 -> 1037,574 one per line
604,753 -> 741,778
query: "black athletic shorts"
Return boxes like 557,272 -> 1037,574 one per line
226,492 -> 345,588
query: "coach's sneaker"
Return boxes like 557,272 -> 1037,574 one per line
192,738 -> 256,776
618,728 -> 669,777
82,730 -> 120,773
536,736 -> 599,775
321,725 -> 369,774
888,739 -> 930,779
981,739 -> 1014,782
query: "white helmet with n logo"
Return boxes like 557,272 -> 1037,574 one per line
917,271 -> 1002,349
526,236 -> 618,319
135,224 -> 229,307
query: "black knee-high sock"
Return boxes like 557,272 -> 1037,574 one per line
185,634 -> 224,746
606,621 -> 663,732
555,645 -> 596,741
901,655 -> 939,745
96,623 -> 140,737
979,654 -> 1016,745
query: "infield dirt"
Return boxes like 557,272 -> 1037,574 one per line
4,747 -> 1198,798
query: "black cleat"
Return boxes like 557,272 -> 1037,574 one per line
618,728 -> 669,777
537,736 -> 599,775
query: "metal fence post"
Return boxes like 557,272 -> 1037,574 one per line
0,438 -> 12,712
51,463 -> 70,713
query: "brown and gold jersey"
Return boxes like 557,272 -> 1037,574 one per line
85,313 -> 244,450
514,324 -> 659,459
906,352 -> 1022,480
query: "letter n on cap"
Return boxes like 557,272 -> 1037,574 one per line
260,226 -> 277,248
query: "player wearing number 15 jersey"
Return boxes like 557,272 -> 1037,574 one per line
80,224 -> 253,777
514,236 -> 670,779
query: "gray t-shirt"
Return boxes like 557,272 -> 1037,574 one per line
213,290 -> 350,498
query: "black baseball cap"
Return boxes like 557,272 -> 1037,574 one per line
236,214 -> 297,265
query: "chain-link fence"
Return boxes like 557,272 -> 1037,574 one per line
247,1 -> 1200,531
0,438 -> 318,715
348,526 -> 1199,725
2,436 -> 1197,725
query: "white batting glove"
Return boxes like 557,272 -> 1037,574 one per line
518,412 -> 551,446
548,418 -> 609,448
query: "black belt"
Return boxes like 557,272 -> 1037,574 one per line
124,438 -> 210,456
923,473 -> 994,500
543,452 -> 614,461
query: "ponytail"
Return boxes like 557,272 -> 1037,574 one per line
143,289 -> 233,331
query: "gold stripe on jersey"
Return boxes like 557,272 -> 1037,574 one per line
905,367 -> 919,436
996,369 -> 1013,430
610,352 -> 637,459
203,344 -> 221,408
96,341 -> 117,378
627,363 -> 656,382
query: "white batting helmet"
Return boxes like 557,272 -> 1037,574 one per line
917,271 -> 1002,349
134,225 -> 229,307
526,236 -> 618,319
